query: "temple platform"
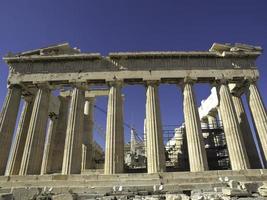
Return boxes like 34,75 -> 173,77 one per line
0,169 -> 266,194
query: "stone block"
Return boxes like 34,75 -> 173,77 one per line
240,182 -> 259,193
143,196 -> 159,200
258,183 -> 267,197
227,180 -> 239,189
52,193 -> 74,200
0,189 -> 11,194
12,187 -> 41,200
221,187 -> 250,197
190,193 -> 204,200
165,194 -> 182,200
179,194 -> 190,200
0,193 -> 13,200
238,198 -> 266,200
102,196 -> 116,200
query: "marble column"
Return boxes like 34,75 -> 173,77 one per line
5,96 -> 33,176
130,128 -> 136,154
217,81 -> 250,170
143,118 -> 147,157
47,96 -> 70,173
0,85 -> 22,175
231,94 -> 261,169
104,81 -> 124,174
62,87 -> 85,174
182,81 -> 208,172
81,144 -> 87,171
207,115 -> 217,129
19,86 -> 50,175
145,81 -> 165,173
246,80 -> 267,167
40,114 -> 58,175
82,98 -> 95,169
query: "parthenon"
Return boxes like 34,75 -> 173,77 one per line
0,42 -> 267,199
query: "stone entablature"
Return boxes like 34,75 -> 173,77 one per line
3,43 -> 261,86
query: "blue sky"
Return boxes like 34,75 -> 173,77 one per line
0,0 -> 267,146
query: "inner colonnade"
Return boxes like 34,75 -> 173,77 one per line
0,42 -> 266,177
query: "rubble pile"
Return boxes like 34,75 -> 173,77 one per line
0,179 -> 266,200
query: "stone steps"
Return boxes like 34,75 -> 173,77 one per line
0,169 -> 266,194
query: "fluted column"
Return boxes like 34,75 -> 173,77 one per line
130,128 -> 136,154
104,81 -> 124,174
82,98 -> 95,169
19,85 -> 50,175
81,144 -> 87,171
217,81 -> 250,170
143,118 -> 147,157
231,94 -> 261,169
47,96 -> 70,173
0,85 -> 22,175
182,81 -> 208,172
145,81 -> 165,173
207,115 -> 217,129
40,114 -> 58,175
246,80 -> 267,167
5,96 -> 33,176
62,87 -> 85,174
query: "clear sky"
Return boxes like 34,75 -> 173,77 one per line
0,0 -> 267,146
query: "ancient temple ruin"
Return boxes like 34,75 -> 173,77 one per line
0,43 -> 267,199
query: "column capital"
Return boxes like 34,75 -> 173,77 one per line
72,82 -> 88,90
33,82 -> 51,90
213,78 -> 230,86
183,77 -> 197,84
178,77 -> 196,89
85,96 -> 95,102
145,80 -> 160,87
7,84 -> 21,90
107,80 -> 124,87
244,77 -> 258,86
22,94 -> 34,102
228,83 -> 246,97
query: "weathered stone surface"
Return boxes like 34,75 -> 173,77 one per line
227,180 -> 239,189
246,81 -> 267,167
240,182 -> 259,193
19,87 -> 50,175
0,193 -> 13,200
183,81 -> 208,172
5,98 -> 33,176
5,43 -> 260,85
12,187 -> 41,200
0,43 -> 266,200
146,81 -> 165,173
48,96 -> 70,173
231,94 -> 262,169
62,87 -> 85,174
0,86 -> 21,175
52,193 -> 74,200
104,81 -> 124,174
218,82 -> 250,170
258,183 -> 267,197
222,187 -> 250,197
165,194 -> 182,200
41,114 -> 58,175
82,98 -> 95,170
